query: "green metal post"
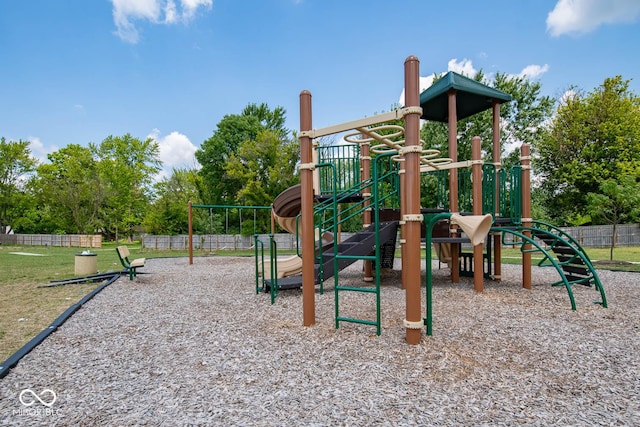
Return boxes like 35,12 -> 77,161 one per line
269,234 -> 278,304
424,212 -> 453,336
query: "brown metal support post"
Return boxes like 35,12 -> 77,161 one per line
300,90 -> 316,325
471,137 -> 484,292
188,200 -> 193,265
448,90 -> 460,283
403,56 -> 422,345
492,101 -> 502,281
521,144 -> 532,289
361,142 -> 373,281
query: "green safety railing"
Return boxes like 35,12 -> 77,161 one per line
436,170 -> 448,210
497,167 -> 509,218
253,233 -> 281,304
509,165 -> 522,223
490,224 -> 607,310
254,235 -> 266,294
268,234 -> 279,304
434,163 -> 522,221
312,162 -> 340,294
317,144 -> 361,194
458,169 -> 472,213
530,221 -> 591,262
482,163 -> 496,215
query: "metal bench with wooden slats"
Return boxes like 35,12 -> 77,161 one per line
116,246 -> 146,280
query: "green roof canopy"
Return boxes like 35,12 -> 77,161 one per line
419,71 -> 512,122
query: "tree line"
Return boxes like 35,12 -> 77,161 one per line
0,103 -> 299,239
1,76 -> 639,241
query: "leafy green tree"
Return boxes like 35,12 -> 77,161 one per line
195,103 -> 288,205
227,130 -> 298,204
0,137 -> 37,233
536,76 -> 640,225
240,103 -> 288,138
12,201 -> 61,234
586,176 -> 640,260
226,129 -> 299,234
92,134 -> 161,241
420,71 -> 554,165
144,168 -> 208,234
32,144 -> 103,233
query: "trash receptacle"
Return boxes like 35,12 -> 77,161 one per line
75,251 -> 97,275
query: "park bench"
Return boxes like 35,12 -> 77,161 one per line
116,246 -> 146,280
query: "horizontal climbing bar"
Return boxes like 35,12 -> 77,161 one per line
336,316 -> 378,326
299,107 -> 422,139
419,159 -> 480,172
335,286 -> 378,293
334,255 -> 377,261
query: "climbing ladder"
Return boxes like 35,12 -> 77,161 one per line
491,220 -> 607,310
331,221 -> 398,335
328,150 -> 399,335
254,146 -> 401,335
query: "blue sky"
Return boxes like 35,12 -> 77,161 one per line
1,0 -> 639,178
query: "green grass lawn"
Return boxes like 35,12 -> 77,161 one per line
1,242 -> 638,360
491,246 -> 640,271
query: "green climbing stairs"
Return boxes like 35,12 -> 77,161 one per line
491,221 -> 607,310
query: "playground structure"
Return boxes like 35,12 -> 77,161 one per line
246,56 -> 607,344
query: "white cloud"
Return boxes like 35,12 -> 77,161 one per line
148,129 -> 199,179
398,59 -> 477,106
28,136 -> 57,164
181,0 -> 212,19
110,0 -> 213,43
447,58 -> 477,77
111,0 -> 161,43
547,0 -> 640,37
164,0 -> 178,23
398,75 -> 436,106
518,64 -> 550,79
559,88 -> 579,106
